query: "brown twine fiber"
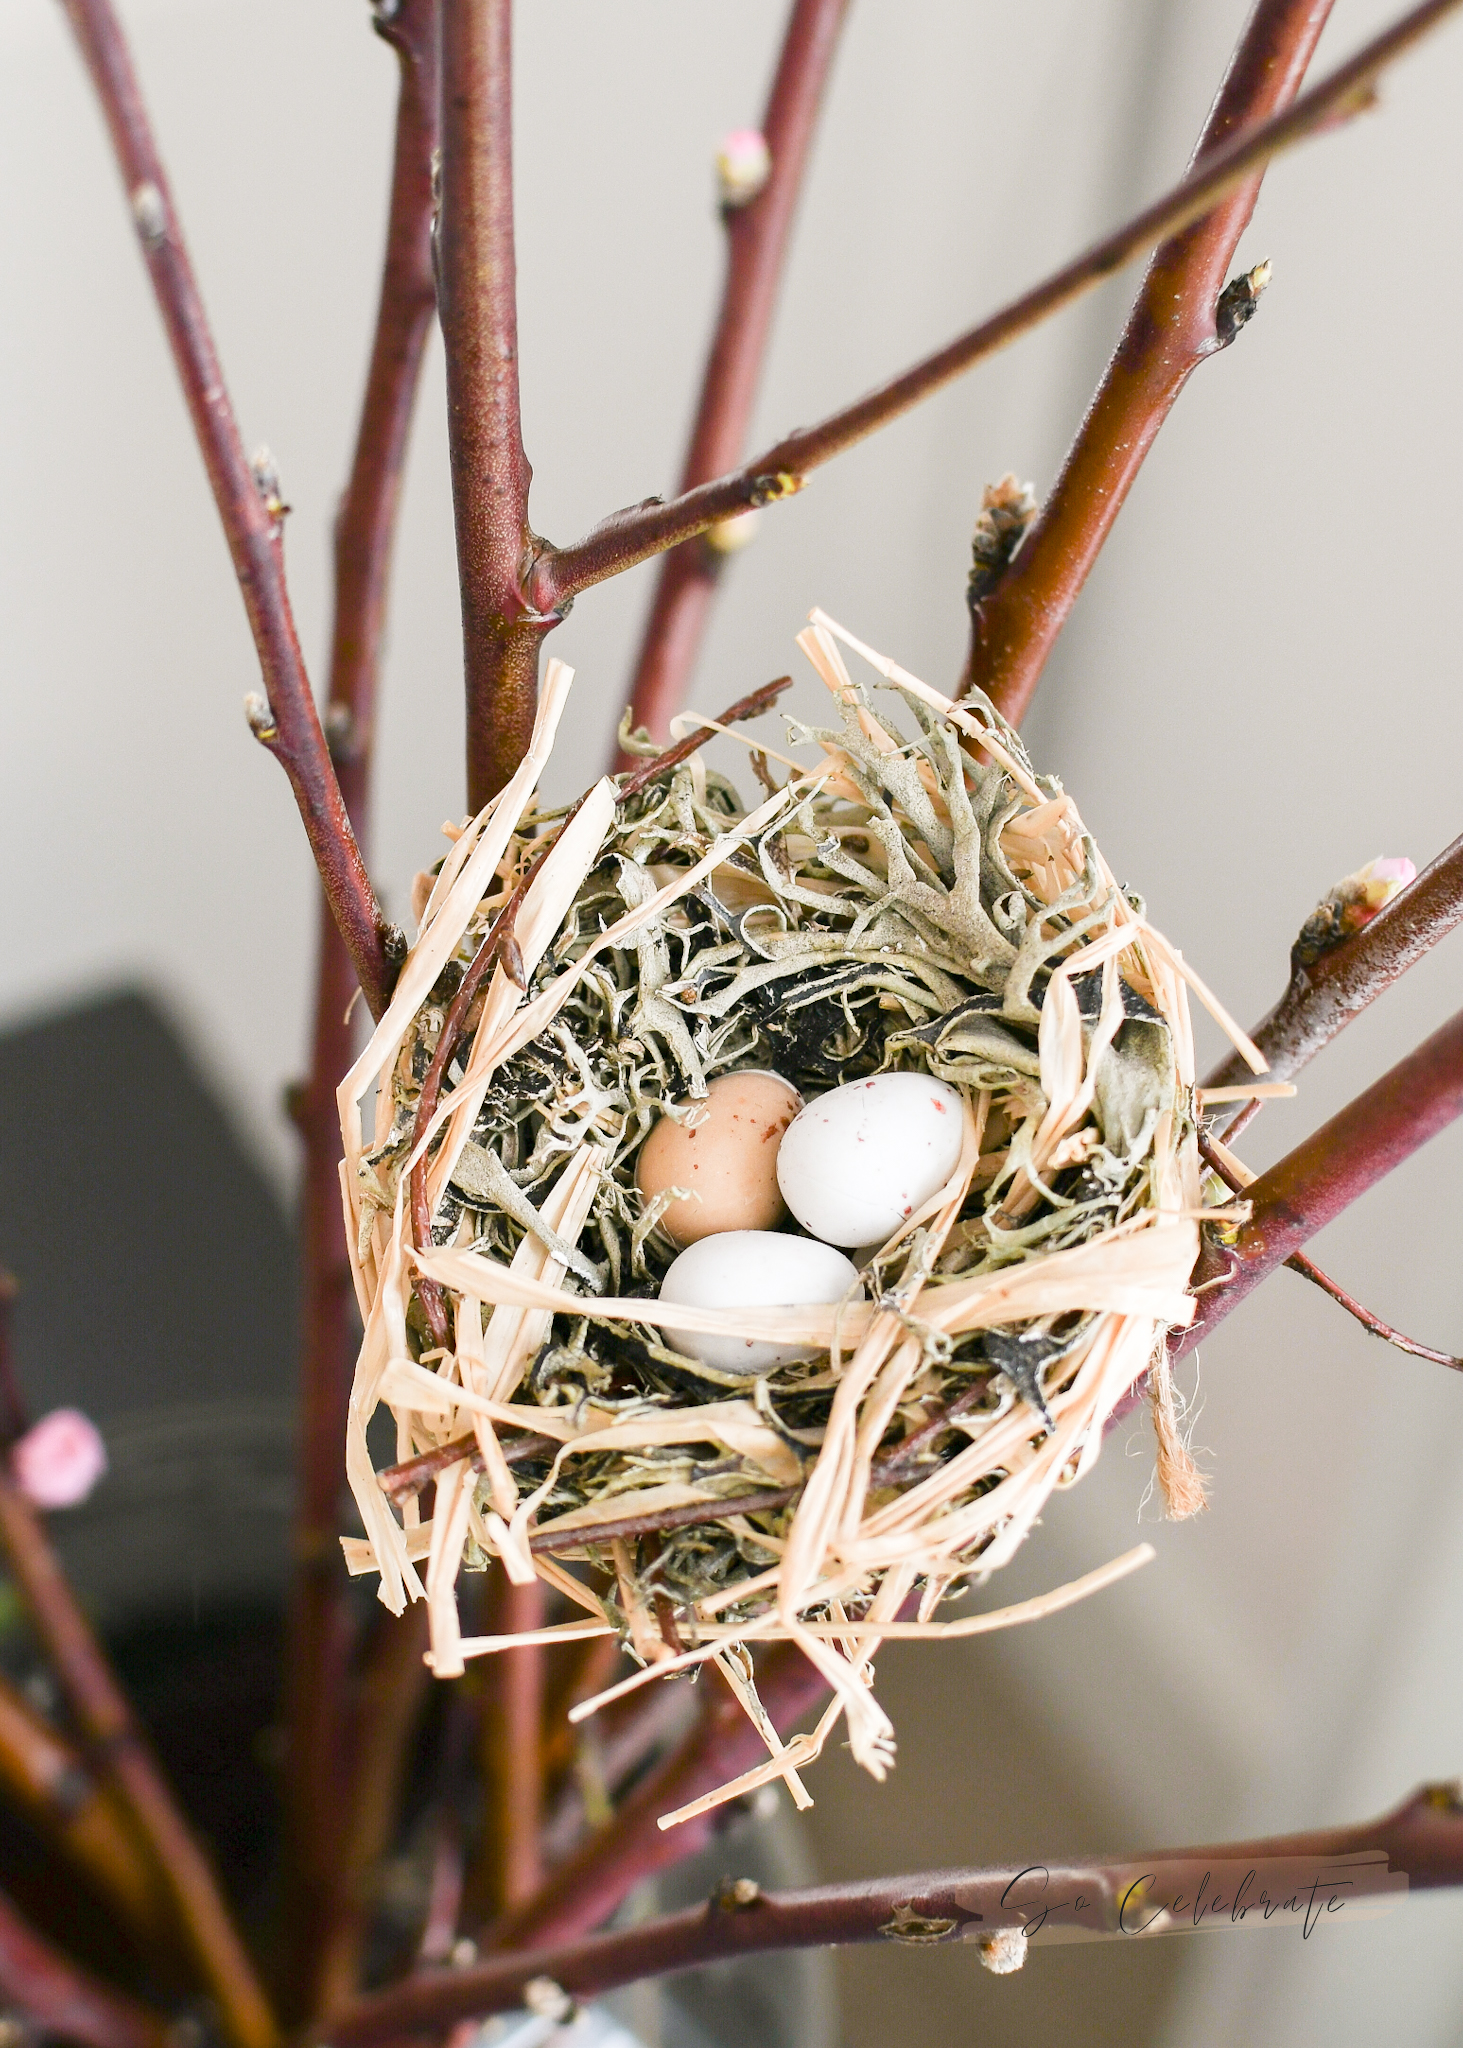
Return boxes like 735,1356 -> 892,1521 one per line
1148,1340 -> 1208,1521
335,610 -> 1261,1821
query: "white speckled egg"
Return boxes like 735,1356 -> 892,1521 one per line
635,1070 -> 802,1246
658,1231 -> 861,1375
776,1073 -> 964,1246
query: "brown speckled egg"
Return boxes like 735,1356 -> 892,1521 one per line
636,1070 -> 803,1246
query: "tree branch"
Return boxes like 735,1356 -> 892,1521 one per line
324,1783 -> 1463,2045
439,0 -> 548,810
485,1641 -> 829,1952
0,1673 -> 165,1943
0,1470 -> 278,2048
1198,1134 -> 1462,1368
965,0 -> 1334,719
55,0 -> 396,1019
619,0 -> 852,752
325,1 -> 442,830
525,0 -> 1461,615
311,1608 -> 432,2019
1180,1004 -> 1463,1357
488,1577 -> 546,1912
0,1886 -> 169,2048
282,2 -> 440,2019
1284,1251 -> 1463,1368
1202,831 -> 1463,1139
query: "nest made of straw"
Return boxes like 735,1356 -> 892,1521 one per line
338,611 -> 1259,1817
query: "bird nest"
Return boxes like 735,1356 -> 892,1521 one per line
339,611 -> 1259,1818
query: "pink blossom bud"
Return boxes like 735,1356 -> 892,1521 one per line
1367,855 -> 1416,888
11,1409 -> 107,1510
1345,855 -> 1416,928
716,128 -> 771,207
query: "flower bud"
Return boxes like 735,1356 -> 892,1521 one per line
716,128 -> 771,207
11,1409 -> 107,1510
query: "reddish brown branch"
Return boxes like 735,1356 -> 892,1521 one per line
489,1577 -> 547,1911
486,1640 -> 829,1952
282,3 -> 440,2018
1181,1004 -> 1463,1358
621,0 -> 852,752
439,0 -> 549,810
313,1608 -> 433,2019
326,0 -> 441,830
0,1297 -> 161,1934
1203,831 -> 1463,1139
0,1274 -> 27,1449
0,1885 -> 169,2048
325,1783 -> 1463,2044
56,0 -> 395,1019
526,0 -> 1460,615
379,1428 -> 557,1505
0,1674 -> 164,1942
1197,1135 -> 1461,1368
966,0 -> 1334,719
1286,1252 -> 1462,1367
0,1472 -> 278,2048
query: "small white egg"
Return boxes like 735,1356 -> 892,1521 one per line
776,1073 -> 964,1247
658,1231 -> 861,1375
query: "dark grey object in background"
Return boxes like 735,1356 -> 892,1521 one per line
0,988 -> 298,1625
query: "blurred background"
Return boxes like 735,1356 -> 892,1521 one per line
2,0 -> 1463,2041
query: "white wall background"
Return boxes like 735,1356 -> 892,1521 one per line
3,2 -> 1462,2043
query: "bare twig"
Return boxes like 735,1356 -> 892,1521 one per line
325,0 -> 441,829
966,0 -> 1334,718
1199,1134 -> 1461,1368
1204,831 -> 1463,1139
326,1784 -> 1463,2044
417,1686 -> 477,1966
379,1429 -> 557,1506
489,1577 -> 547,1911
528,1491 -> 797,1555
1180,1005 -> 1463,1358
56,0 -> 395,1018
312,1608 -> 433,2019
0,1675 -> 164,1942
284,914 -> 371,2017
0,1300 -> 168,1946
0,1886 -> 169,2048
621,0 -> 852,751
1286,1253 -> 1463,1368
485,1640 -> 829,1951
439,0 -> 549,809
0,1273 -> 27,1449
0,1473 -> 278,2048
525,0 -> 1461,614
283,3 -> 440,2017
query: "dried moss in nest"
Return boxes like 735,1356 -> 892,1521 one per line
337,611 -> 1261,1816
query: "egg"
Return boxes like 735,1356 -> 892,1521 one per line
635,1070 -> 803,1246
776,1073 -> 964,1247
658,1231 -> 861,1374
